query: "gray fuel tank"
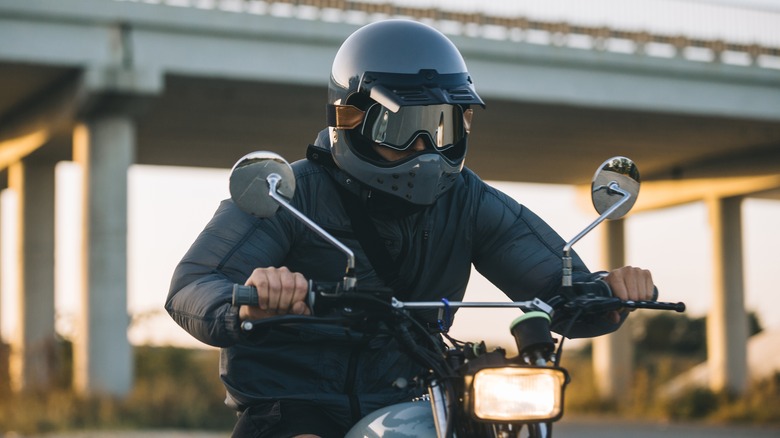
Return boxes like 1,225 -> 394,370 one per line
345,400 -> 436,438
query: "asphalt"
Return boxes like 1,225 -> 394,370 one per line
11,418 -> 778,438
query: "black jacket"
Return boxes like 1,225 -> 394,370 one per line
165,132 -> 614,428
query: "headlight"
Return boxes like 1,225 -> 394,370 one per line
468,367 -> 568,422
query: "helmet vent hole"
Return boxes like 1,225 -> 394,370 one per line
449,88 -> 478,101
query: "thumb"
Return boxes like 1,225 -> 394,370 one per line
291,301 -> 311,316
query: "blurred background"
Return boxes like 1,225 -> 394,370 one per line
0,0 -> 779,435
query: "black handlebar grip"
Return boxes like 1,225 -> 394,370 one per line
573,281 -> 659,302
232,284 -> 259,307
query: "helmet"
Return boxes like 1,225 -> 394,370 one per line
327,19 -> 484,205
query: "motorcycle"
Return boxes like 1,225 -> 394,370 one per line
227,152 -> 686,437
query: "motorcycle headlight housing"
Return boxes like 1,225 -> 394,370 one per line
466,366 -> 569,422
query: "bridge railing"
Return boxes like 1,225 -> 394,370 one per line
119,0 -> 780,69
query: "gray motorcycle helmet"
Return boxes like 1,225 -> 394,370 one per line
327,19 -> 484,205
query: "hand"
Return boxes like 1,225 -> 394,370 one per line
602,266 -> 654,323
239,267 -> 311,320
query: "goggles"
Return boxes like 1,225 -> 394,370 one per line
329,103 -> 473,151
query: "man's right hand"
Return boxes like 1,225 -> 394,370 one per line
239,266 -> 311,320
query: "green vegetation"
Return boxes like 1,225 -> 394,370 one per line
0,342 -> 235,435
1,312 -> 778,434
564,311 -> 780,424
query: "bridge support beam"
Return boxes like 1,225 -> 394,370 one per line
7,158 -> 57,392
592,219 -> 634,402
706,196 -> 748,394
72,116 -> 134,396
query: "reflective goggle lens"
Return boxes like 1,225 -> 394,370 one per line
361,104 -> 470,151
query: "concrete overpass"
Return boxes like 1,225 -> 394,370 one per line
1,0 -> 779,397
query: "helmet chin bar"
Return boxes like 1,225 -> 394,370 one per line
330,127 -> 464,205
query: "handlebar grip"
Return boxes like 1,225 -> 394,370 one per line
572,279 -> 612,297
572,281 -> 659,301
232,284 -> 258,307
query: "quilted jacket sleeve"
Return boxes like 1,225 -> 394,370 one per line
165,199 -> 291,347
468,172 -> 623,338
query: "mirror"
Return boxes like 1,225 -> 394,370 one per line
591,156 -> 640,220
229,151 -> 296,218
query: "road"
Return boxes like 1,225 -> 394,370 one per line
17,417 -> 780,438
554,416 -> 779,437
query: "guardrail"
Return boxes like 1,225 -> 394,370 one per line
118,0 -> 780,69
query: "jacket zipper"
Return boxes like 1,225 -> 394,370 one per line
408,222 -> 431,290
345,339 -> 367,423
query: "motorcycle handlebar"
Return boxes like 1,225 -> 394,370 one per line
559,280 -> 683,314
232,280 -> 684,332
233,281 -> 395,314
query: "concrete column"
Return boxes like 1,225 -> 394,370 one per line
706,196 -> 748,394
7,159 -> 57,392
72,116 -> 134,396
0,187 -> 4,394
592,219 -> 633,401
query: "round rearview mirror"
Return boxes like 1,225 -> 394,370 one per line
591,156 -> 640,220
229,151 -> 296,218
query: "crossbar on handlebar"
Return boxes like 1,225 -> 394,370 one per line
391,297 -> 553,314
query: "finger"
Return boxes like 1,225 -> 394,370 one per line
625,267 -> 642,301
239,304 -> 276,321
292,272 -> 309,302
607,270 -> 628,301
626,267 -> 652,301
644,271 -> 655,301
277,267 -> 298,314
265,269 -> 283,313
246,269 -> 270,310
291,301 -> 311,316
281,271 -> 309,315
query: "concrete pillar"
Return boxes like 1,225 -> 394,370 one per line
592,219 -> 633,401
7,159 -> 57,392
0,177 -> 5,393
72,116 -> 134,396
706,196 -> 748,394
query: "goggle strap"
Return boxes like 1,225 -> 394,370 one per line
326,104 -> 365,130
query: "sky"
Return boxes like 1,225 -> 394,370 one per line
1,0 -> 779,350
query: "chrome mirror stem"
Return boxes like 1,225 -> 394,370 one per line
267,174 -> 357,290
562,181 -> 630,287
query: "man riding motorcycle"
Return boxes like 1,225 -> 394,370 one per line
165,19 -> 654,438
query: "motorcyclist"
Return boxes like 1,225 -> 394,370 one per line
166,19 -> 654,438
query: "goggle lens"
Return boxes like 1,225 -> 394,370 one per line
361,104 -> 471,151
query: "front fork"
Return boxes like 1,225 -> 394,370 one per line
428,379 -> 450,438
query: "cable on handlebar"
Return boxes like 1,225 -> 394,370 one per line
553,307 -> 585,368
